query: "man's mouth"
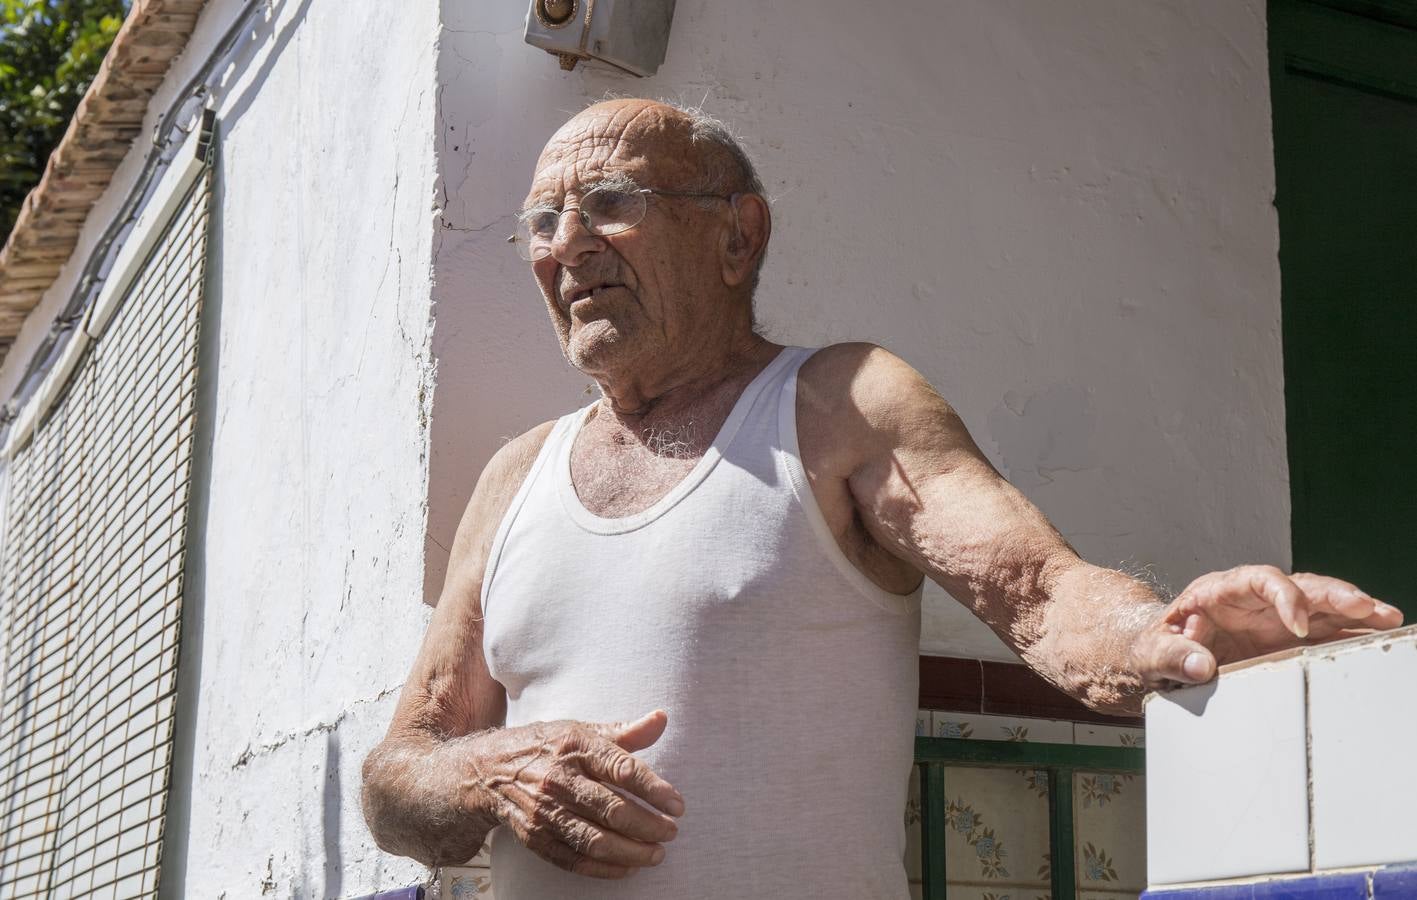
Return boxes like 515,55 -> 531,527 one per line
564,283 -> 625,306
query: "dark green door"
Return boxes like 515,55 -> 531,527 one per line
1269,0 -> 1417,619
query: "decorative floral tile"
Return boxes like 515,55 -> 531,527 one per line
1073,770 -> 1146,893
910,723 -> 1143,900
1073,724 -> 1144,748
918,709 -> 933,736
906,764 -> 923,879
944,888 -> 1052,900
441,865 -> 493,899
940,766 -> 1052,895
931,713 -> 1074,744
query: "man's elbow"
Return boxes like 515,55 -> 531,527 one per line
1073,680 -> 1145,718
359,743 -> 401,854
1022,643 -> 1148,719
360,740 -> 434,862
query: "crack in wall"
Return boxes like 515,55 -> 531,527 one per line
231,685 -> 399,769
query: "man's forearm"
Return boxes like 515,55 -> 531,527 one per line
1021,562 -> 1168,715
361,732 -> 498,867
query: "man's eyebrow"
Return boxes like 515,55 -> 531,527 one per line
520,173 -> 642,215
583,173 -> 640,192
518,184 -> 567,215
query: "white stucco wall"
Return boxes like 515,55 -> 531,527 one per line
158,1 -> 442,895
0,0 -> 1290,895
0,0 -> 442,896
427,0 -> 1289,660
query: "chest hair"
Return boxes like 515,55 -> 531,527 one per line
570,388 -> 740,518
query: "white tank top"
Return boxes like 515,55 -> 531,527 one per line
481,346 -> 922,899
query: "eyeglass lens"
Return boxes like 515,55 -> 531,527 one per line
514,188 -> 647,260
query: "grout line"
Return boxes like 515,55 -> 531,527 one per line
1303,656 -> 1316,873
975,658 -> 986,713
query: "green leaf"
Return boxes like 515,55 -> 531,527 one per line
0,0 -> 131,239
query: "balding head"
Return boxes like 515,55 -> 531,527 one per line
520,99 -> 771,388
534,99 -> 764,204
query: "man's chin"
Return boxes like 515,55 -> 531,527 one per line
565,321 -> 635,372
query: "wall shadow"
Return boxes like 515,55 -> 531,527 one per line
321,730 -> 345,899
155,134 -> 226,900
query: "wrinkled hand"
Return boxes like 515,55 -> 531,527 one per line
1131,565 -> 1404,690
467,709 -> 683,879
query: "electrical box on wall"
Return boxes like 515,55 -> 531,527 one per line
524,0 -> 677,77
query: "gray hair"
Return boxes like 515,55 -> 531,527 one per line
673,102 -> 769,302
589,97 -> 770,302
674,103 -> 766,199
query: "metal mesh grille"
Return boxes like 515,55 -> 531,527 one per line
0,168 -> 211,899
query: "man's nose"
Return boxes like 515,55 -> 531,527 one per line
546,207 -> 605,267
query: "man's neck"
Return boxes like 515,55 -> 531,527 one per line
593,332 -> 778,425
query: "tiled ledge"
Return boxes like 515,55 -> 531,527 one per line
1141,861 -> 1417,898
915,707 -> 1144,747
1145,625 -> 1417,890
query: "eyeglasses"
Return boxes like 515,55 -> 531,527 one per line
508,186 -> 731,261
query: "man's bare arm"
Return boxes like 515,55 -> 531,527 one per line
361,422 -> 684,875
801,344 -> 1401,715
360,422 -> 551,864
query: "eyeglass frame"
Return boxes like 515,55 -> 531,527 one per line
507,185 -> 737,261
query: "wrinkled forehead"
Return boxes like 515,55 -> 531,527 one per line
524,106 -> 702,207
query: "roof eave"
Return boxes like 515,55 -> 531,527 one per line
0,0 -> 209,368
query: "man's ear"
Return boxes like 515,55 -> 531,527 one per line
721,193 -> 770,288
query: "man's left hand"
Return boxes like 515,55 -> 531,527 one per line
1130,565 -> 1404,689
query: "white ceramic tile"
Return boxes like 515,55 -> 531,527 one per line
1144,660 -> 1309,885
930,711 -> 1074,743
1073,723 -> 1145,747
1309,628 -> 1417,869
915,709 -> 931,737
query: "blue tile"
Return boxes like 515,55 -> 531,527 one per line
1375,862 -> 1417,898
1143,885 -> 1254,900
1144,871 -> 1373,900
1252,871 -> 1369,900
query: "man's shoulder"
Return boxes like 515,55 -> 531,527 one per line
794,340 -> 972,477
798,341 -> 945,424
445,418 -> 560,584
480,419 -> 559,495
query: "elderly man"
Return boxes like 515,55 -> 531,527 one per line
361,99 -> 1402,898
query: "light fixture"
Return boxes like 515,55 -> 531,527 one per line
523,0 -> 678,77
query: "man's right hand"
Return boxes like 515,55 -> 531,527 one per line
467,709 -> 684,879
